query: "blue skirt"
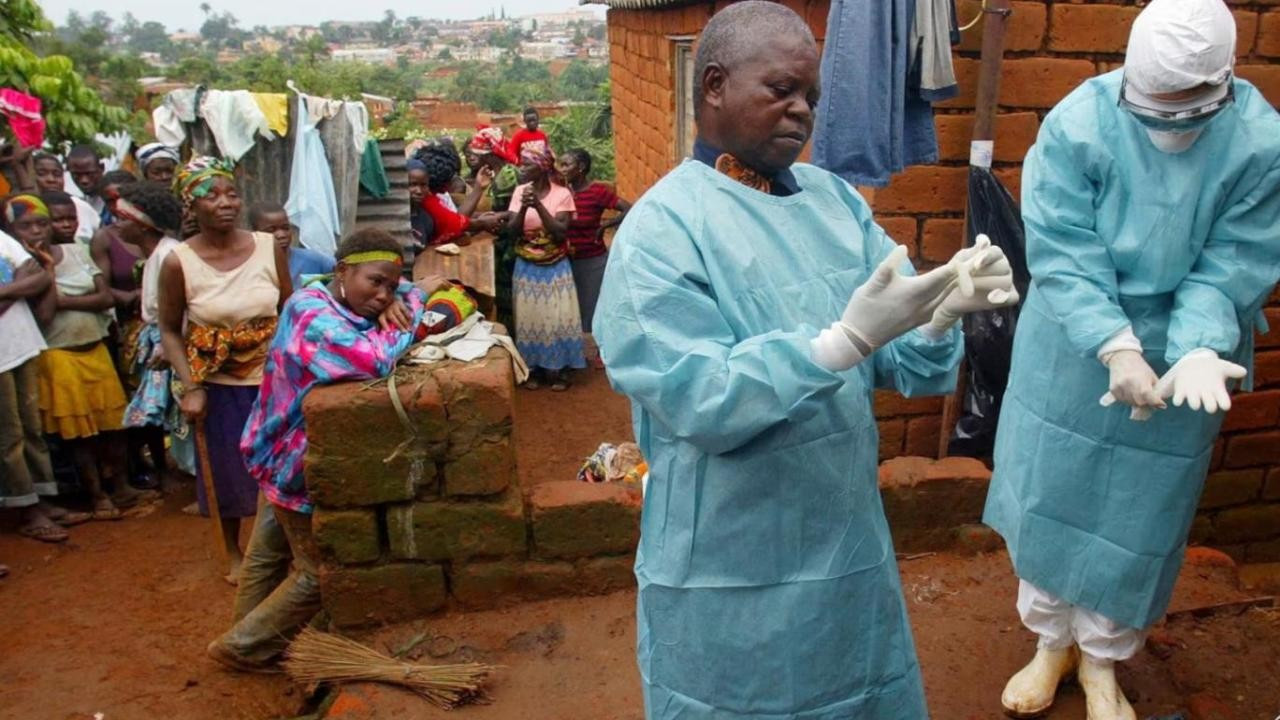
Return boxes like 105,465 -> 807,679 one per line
513,257 -> 586,372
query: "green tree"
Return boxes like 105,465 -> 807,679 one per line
129,21 -> 173,54
0,1 -> 130,146
300,34 -> 330,64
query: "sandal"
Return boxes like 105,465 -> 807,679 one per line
550,372 -> 570,392
92,499 -> 123,522
52,511 -> 93,527
19,523 -> 69,544
0,564 -> 9,579
523,376 -> 543,390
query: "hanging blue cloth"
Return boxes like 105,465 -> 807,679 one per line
285,95 -> 341,256
812,0 -> 940,187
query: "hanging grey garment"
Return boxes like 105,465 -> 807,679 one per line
911,0 -> 959,101
812,0 -> 940,187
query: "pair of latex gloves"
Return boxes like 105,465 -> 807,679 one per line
1100,347 -> 1246,421
811,234 -> 1020,371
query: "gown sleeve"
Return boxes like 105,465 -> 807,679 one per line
596,202 -> 846,456
1167,158 -> 1280,364
1022,121 -> 1132,358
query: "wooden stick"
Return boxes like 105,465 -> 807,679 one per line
193,417 -> 229,566
939,0 -> 1013,459
1166,596 -> 1275,621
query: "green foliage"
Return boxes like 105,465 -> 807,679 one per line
0,3 -> 129,146
544,104 -> 614,181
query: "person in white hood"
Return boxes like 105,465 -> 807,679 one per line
982,1 -> 1280,719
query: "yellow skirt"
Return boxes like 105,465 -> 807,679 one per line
36,343 -> 128,439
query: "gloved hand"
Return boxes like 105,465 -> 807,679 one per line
921,235 -> 1021,339
1099,350 -> 1165,420
1155,348 -> 1247,414
811,245 -> 958,370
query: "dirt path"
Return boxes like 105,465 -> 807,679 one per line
1,365 -> 1276,719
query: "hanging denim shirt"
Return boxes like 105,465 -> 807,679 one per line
812,0 -> 940,187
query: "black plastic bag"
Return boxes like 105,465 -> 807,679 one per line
948,166 -> 1031,458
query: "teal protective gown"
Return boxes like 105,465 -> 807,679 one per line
985,71 -> 1280,630
596,160 -> 963,719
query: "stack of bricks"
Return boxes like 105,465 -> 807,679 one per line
302,351 -> 641,628
603,0 -> 1280,557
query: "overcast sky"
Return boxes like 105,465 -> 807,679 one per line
36,0 -> 606,33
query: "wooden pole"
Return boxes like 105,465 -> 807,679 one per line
194,417 -> 229,567
938,0 -> 1012,459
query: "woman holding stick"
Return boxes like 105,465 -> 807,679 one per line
158,157 -> 292,584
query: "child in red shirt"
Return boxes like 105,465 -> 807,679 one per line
510,107 -> 549,160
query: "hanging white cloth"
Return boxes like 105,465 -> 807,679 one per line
343,102 -> 370,153
284,94 -> 341,256
152,105 -> 186,147
199,90 -> 275,161
95,132 -> 133,171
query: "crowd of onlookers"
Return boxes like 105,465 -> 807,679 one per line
0,108 -> 628,611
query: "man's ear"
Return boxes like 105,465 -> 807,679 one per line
702,63 -> 728,112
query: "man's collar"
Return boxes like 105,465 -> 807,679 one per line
692,138 -> 800,197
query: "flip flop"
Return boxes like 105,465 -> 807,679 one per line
19,523 -> 69,544
52,511 -> 93,527
0,564 -> 9,579
92,506 -> 124,522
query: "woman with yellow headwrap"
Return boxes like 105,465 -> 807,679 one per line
158,157 -> 293,584
5,194 -> 130,522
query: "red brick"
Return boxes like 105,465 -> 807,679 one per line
806,0 -> 828,41
920,219 -> 966,264
876,216 -> 919,258
443,436 -> 515,497
994,166 -> 1023,203
1048,4 -> 1140,53
1184,545 -> 1236,569
528,481 -> 642,560
935,112 -> 1040,163
874,390 -> 945,419
1225,430 -> 1280,468
1255,350 -> 1280,387
1260,13 -> 1280,58
1265,468 -> 1280,500
878,456 -> 992,551
1246,538 -> 1280,563
904,415 -> 943,457
386,490 -> 526,562
1222,390 -> 1280,431
1000,58 -> 1097,109
937,57 -> 982,110
1235,10 -> 1259,56
1189,514 -> 1213,544
957,1 -> 1046,53
1237,65 -> 1280,106
1212,503 -> 1280,544
874,165 -> 968,214
313,508 -> 380,565
1257,308 -> 1280,348
1198,469 -> 1265,510
878,419 -> 906,459
320,563 -> 447,628
1211,437 -> 1225,470
1238,562 -> 1280,595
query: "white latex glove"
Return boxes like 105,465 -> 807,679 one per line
811,245 -> 957,370
1099,350 -> 1165,421
922,235 -> 1021,339
1155,348 -> 1247,414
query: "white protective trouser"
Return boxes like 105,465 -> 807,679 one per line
1017,580 -> 1147,662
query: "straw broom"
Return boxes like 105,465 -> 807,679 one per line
283,627 -> 496,710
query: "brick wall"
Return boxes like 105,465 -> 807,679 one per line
605,0 -> 1280,558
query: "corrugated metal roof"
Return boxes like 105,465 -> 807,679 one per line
580,0 -> 705,9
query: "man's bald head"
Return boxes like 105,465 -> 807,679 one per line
694,1 -> 816,118
693,1 -> 820,176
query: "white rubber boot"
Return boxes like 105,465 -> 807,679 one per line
1078,656 -> 1137,720
1001,645 -> 1079,718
